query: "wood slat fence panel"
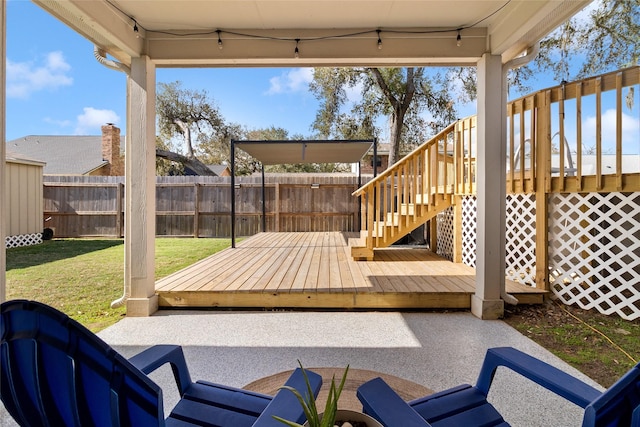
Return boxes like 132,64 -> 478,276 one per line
43,174 -> 365,238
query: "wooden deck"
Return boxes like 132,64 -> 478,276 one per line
155,232 -> 546,309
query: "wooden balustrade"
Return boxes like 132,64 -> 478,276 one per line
351,66 -> 639,258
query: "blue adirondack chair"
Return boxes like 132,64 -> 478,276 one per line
0,299 -> 322,427
357,346 -> 640,427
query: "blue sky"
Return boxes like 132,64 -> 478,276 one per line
6,1 -> 321,141
5,0 -> 639,155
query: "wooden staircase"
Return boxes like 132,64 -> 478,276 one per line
351,120 -> 468,260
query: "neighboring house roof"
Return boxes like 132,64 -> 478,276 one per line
551,154 -> 640,175
6,135 -> 108,175
207,165 -> 230,176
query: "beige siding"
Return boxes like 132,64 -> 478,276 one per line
6,160 -> 44,236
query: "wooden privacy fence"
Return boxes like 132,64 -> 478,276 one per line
43,174 -> 363,238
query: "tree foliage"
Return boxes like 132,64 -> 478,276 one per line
534,0 -> 639,83
155,81 -> 228,175
156,1 -> 636,175
155,82 -> 349,176
310,68 -> 457,165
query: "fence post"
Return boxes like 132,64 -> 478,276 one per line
274,182 -> 280,232
117,182 -> 124,237
194,182 -> 200,238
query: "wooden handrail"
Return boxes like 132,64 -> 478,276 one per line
352,121 -> 458,197
352,66 -> 639,257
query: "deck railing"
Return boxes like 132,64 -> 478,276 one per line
352,66 -> 639,257
353,118 -> 472,249
507,66 -> 639,194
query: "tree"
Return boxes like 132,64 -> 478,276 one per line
156,81 -> 227,175
534,0 -> 639,83
309,0 -> 637,171
310,67 -> 457,165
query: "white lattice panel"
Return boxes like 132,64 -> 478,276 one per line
461,196 -> 477,267
436,207 -> 454,261
506,194 -> 537,286
549,192 -> 640,320
5,233 -> 43,249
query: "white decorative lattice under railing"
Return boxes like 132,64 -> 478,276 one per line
461,196 -> 477,267
5,233 -> 43,249
505,194 -> 537,286
436,207 -> 454,261
549,192 -> 640,320
459,194 -> 538,284
455,192 -> 640,320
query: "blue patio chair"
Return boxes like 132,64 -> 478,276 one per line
0,299 -> 322,427
357,346 -> 640,427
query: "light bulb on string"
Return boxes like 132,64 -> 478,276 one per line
377,30 -> 383,50
216,30 -> 223,50
456,30 -> 462,47
294,39 -> 300,59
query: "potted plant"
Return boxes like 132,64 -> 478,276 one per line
273,362 -> 383,427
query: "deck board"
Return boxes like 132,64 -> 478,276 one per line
156,232 -> 546,309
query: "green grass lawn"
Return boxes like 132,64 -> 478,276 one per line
6,238 -> 232,332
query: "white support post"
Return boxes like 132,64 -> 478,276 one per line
472,53 -> 506,319
125,56 -> 158,316
0,0 -> 6,303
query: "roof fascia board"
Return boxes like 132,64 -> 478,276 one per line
32,0 -> 143,64
6,158 -> 46,167
490,0 -> 591,60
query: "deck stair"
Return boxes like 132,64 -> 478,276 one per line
351,121 -> 464,260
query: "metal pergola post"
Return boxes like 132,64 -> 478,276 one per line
261,165 -> 266,232
230,139 -> 236,248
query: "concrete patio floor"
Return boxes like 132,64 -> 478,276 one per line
1,310 -> 603,426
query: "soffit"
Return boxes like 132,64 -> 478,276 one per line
33,0 -> 591,67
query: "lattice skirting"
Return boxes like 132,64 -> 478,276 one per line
5,233 -> 43,249
436,207 -> 454,261
461,196 -> 477,267
506,194 -> 537,286
452,192 -> 639,320
549,192 -> 640,321
459,194 -> 537,287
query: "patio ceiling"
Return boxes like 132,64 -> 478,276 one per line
33,0 -> 591,68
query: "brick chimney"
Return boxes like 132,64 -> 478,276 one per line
101,123 -> 123,176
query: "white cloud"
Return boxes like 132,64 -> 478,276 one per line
75,107 -> 120,134
265,68 -> 313,95
583,109 -> 640,152
7,51 -> 73,99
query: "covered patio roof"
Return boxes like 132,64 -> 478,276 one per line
31,0 -> 588,67
0,0 -> 593,319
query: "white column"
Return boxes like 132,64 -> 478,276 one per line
0,0 -> 6,303
125,56 -> 157,316
472,53 -> 506,319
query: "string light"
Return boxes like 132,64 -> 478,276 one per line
216,30 -> 223,50
294,39 -> 300,59
107,0 -> 513,47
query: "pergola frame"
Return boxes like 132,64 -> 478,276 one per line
0,0 -> 593,319
230,139 -> 376,248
